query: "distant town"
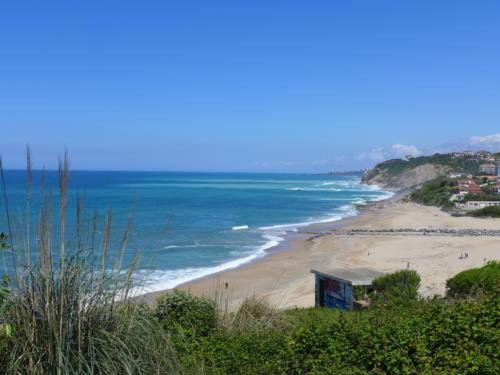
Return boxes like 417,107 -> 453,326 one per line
451,151 -> 500,210
408,150 -> 500,213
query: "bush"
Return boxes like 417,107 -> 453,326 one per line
226,296 -> 283,332
446,261 -> 500,298
466,206 -> 500,218
371,269 -> 421,306
409,177 -> 456,208
189,295 -> 499,374
155,289 -> 217,337
193,329 -> 287,374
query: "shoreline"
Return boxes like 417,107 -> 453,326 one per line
138,185 -> 399,303
135,181 -> 394,296
140,187 -> 500,308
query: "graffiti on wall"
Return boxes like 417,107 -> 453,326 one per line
323,278 -> 353,310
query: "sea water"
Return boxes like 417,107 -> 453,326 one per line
0,171 -> 392,293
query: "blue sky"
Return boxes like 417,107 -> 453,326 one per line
1,1 -> 500,172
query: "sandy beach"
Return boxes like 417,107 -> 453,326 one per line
143,198 -> 500,309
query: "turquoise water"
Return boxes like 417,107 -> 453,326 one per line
0,171 -> 391,293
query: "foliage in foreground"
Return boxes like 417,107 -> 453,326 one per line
171,294 -> 499,374
2,268 -> 499,374
1,250 -> 498,375
447,261 -> 500,298
0,151 -> 179,374
147,270 -> 497,375
371,269 -> 421,306
2,259 -> 178,374
155,289 -> 217,337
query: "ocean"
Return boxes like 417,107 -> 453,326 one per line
0,171 -> 392,293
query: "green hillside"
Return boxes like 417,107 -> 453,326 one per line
363,153 -> 486,190
376,154 -> 481,177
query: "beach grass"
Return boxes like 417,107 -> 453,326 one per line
0,149 -> 179,374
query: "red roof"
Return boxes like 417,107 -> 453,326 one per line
457,180 -> 482,194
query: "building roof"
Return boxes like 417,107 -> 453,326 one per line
311,267 -> 384,286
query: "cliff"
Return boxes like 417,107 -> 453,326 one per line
362,154 -> 482,191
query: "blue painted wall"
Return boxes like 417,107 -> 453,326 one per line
315,274 -> 354,310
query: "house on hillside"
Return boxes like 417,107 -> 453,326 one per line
457,179 -> 482,195
311,267 -> 384,310
476,150 -> 493,160
468,182 -> 483,195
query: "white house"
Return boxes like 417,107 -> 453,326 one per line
455,201 -> 500,210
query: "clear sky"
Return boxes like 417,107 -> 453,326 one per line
1,1 -> 500,172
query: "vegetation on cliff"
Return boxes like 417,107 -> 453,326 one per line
408,177 -> 456,209
363,153 -> 482,190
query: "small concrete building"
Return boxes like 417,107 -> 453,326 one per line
311,267 -> 384,310
455,200 -> 500,210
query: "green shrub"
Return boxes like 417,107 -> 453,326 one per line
226,296 -> 283,332
155,289 -> 217,337
446,261 -> 500,298
186,295 -> 499,374
371,269 -> 421,306
409,177 -> 456,208
193,329 -> 288,374
466,206 -> 500,218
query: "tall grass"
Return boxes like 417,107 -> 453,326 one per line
0,149 -> 179,374
223,296 -> 283,333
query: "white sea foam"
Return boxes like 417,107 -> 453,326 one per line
162,244 -> 241,250
134,234 -> 284,294
163,245 -> 180,249
353,198 -> 367,205
286,187 -> 343,192
133,179 -> 394,296
232,225 -> 249,230
259,214 -> 345,231
316,181 -> 339,187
